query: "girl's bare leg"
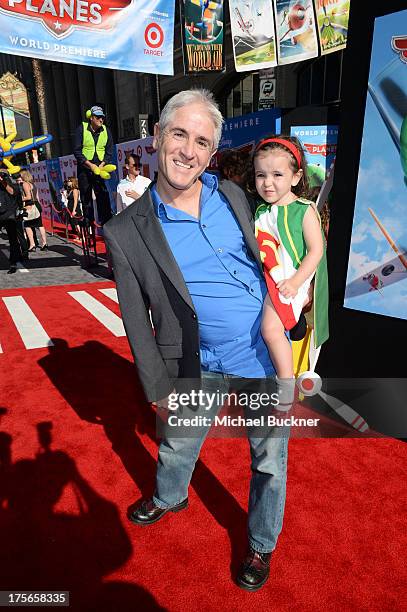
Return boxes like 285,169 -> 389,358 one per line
39,226 -> 47,247
261,294 -> 293,379
25,227 -> 35,249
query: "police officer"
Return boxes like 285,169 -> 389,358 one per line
73,105 -> 113,225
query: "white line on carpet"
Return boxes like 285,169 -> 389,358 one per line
16,262 -> 29,274
68,291 -> 125,337
2,296 -> 54,350
98,287 -> 118,303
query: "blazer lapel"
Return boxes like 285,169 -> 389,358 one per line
218,182 -> 262,271
130,191 -> 196,312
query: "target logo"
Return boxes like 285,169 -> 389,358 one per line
145,23 -> 164,49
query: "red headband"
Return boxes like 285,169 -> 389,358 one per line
255,138 -> 302,168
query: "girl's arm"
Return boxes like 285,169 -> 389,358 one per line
277,205 -> 324,298
72,188 -> 79,213
22,182 -> 32,202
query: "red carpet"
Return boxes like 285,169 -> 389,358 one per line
1,283 -> 406,610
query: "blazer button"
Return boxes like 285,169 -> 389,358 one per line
192,313 -> 197,319
195,351 -> 199,357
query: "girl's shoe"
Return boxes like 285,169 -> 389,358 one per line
28,246 -> 36,252
40,244 -> 49,251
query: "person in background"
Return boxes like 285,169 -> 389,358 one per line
0,172 -> 21,273
218,149 -> 256,213
20,169 -> 48,252
73,105 -> 113,225
12,174 -> 29,261
66,177 -> 82,218
116,154 -> 151,213
218,149 -> 250,186
60,181 -> 69,208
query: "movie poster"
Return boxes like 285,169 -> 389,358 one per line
344,10 -> 407,321
314,0 -> 349,55
290,125 -> 338,187
273,0 -> 318,65
229,0 -> 277,72
181,0 -> 224,73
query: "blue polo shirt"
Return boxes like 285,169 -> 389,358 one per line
151,172 -> 274,377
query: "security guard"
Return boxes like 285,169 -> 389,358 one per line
74,105 -> 113,225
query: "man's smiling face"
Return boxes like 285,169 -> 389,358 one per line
153,103 -> 216,194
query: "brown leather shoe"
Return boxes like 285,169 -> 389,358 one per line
127,497 -> 188,525
236,546 -> 272,591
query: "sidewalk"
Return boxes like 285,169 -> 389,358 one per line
0,230 -> 111,289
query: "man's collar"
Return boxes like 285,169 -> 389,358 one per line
151,171 -> 218,216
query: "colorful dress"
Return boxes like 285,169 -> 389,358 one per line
255,197 -> 329,348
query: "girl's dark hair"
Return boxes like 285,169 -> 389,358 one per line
248,134 -> 311,200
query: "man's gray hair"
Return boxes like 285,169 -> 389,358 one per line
158,89 -> 224,149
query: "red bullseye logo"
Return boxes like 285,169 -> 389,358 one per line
297,372 -> 322,397
145,23 -> 164,48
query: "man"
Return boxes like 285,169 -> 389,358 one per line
0,172 -> 22,273
104,89 -> 288,592
12,174 -> 29,260
116,154 -> 151,213
73,105 -> 113,225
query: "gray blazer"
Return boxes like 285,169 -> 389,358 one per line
103,179 -> 262,402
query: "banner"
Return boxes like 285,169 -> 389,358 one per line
59,154 -> 77,181
31,161 -> 52,220
0,0 -> 175,75
273,0 -> 318,65
290,125 -> 338,187
229,0 -> 277,72
344,9 -> 407,321
46,158 -> 65,224
181,0 -> 224,73
210,108 -> 282,168
314,0 -> 349,55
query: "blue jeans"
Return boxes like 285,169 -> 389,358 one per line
153,371 -> 289,553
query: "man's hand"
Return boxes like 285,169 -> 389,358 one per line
87,161 -> 98,173
276,278 -> 300,299
125,189 -> 141,200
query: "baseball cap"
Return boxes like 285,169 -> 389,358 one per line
90,105 -> 105,117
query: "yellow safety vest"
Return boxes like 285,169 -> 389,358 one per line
81,122 -> 108,162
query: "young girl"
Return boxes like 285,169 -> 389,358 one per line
253,136 -> 329,392
21,169 -> 48,251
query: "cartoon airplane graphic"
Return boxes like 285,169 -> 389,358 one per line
280,1 -> 314,45
345,206 -> 407,299
0,132 -> 53,174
